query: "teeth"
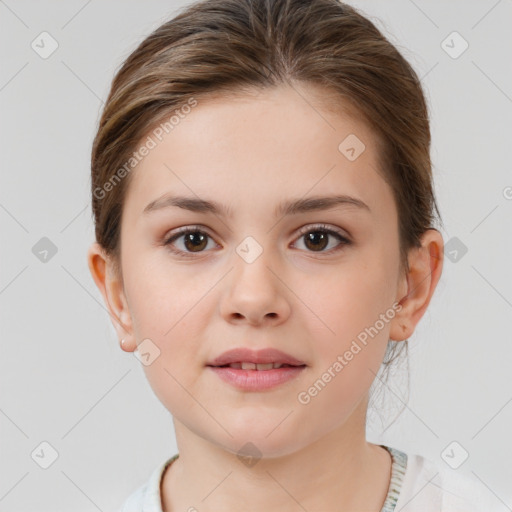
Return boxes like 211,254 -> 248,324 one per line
254,363 -> 274,370
227,362 -> 285,370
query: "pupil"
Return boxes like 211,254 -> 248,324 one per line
185,232 -> 207,252
305,231 -> 327,251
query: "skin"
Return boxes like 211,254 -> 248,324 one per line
88,83 -> 443,511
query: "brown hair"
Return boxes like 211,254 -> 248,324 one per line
90,0 -> 442,424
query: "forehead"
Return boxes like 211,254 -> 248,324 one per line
124,83 -> 394,221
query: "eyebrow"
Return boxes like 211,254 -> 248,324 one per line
143,193 -> 371,217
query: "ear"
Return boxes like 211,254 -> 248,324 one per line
389,229 -> 444,342
87,242 -> 136,352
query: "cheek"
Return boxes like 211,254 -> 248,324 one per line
130,277 -> 209,413
299,260 -> 394,338
299,295 -> 390,423
297,259 -> 394,393
124,251 -> 204,336
123,256 -> 216,387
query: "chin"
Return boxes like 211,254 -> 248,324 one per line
218,426 -> 307,461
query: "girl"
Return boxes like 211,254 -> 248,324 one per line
87,0 -> 500,510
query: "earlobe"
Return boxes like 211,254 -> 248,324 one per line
87,242 -> 137,352
389,229 -> 444,342
120,338 -> 136,352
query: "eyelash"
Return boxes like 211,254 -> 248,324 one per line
163,224 -> 352,259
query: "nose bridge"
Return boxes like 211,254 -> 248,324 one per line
232,233 -> 278,292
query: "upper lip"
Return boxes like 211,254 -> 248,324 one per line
207,348 -> 306,367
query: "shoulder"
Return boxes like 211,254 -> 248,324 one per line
117,454 -> 179,512
393,449 -> 504,511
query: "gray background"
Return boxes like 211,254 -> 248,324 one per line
1,1 -> 511,511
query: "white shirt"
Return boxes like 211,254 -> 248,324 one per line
118,446 -> 507,511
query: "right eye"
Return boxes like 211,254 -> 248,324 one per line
164,226 -> 218,258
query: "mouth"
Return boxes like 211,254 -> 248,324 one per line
210,362 -> 306,370
206,347 -> 307,390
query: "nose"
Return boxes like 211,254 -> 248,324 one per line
219,246 -> 291,327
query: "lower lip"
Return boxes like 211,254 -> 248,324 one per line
207,365 -> 306,391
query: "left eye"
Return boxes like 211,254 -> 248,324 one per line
292,225 -> 351,253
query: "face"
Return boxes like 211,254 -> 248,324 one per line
111,84 -> 408,457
